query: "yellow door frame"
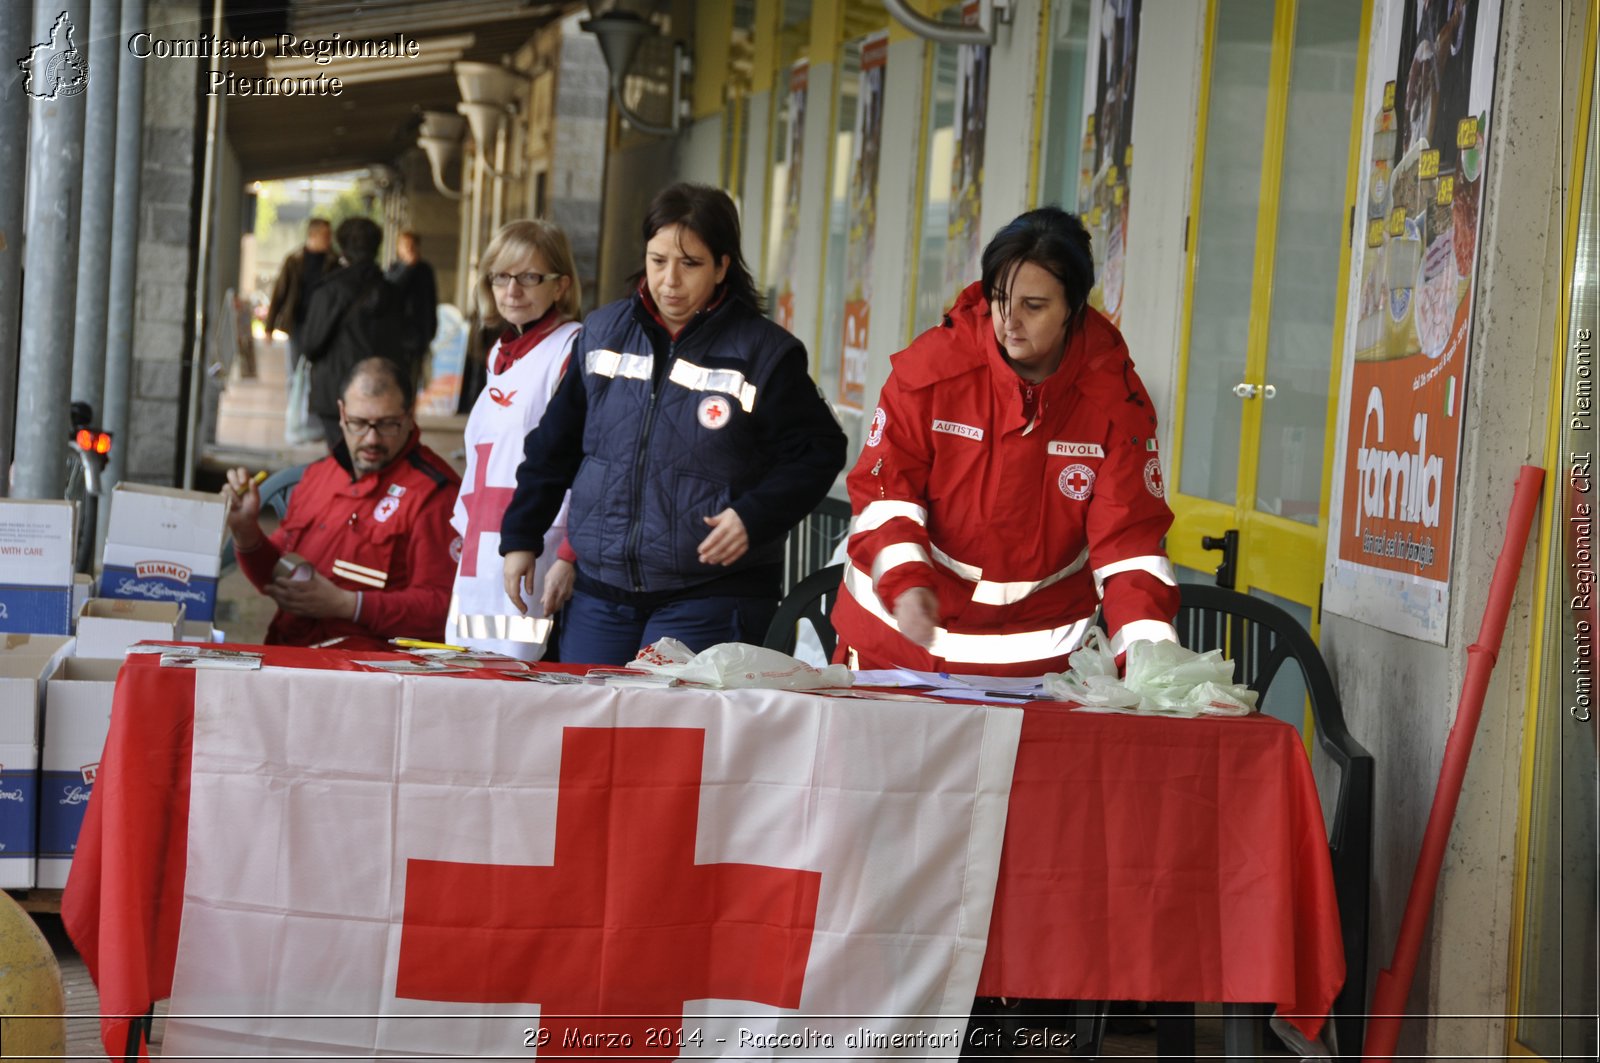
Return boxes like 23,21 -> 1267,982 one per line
1504,5 -> 1598,1057
1169,0 -> 1372,616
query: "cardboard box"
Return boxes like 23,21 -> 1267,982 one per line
39,657 -> 122,889
0,636 -> 75,888
71,573 -> 94,628
101,483 -> 228,623
0,500 -> 76,634
180,619 -> 215,643
74,599 -> 184,658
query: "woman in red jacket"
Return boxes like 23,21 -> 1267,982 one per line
831,207 -> 1179,676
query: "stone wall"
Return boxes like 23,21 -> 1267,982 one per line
127,0 -> 201,485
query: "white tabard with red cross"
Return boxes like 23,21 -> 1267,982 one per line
160,668 -> 1021,1059
448,323 -> 580,660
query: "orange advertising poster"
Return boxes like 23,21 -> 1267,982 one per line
1337,292 -> 1472,584
1325,0 -> 1499,643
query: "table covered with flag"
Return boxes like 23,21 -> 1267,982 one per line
61,647 -> 1344,1058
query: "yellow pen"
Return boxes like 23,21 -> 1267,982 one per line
391,638 -> 469,652
232,469 -> 269,495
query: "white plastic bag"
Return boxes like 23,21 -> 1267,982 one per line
631,638 -> 854,690
284,355 -> 320,445
1044,629 -> 1258,717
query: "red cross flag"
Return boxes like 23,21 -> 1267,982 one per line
159,670 -> 1022,1058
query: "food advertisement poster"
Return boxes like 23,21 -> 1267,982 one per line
1324,0 -> 1501,643
839,32 -> 888,409
942,1 -> 990,307
774,59 -> 809,335
1077,0 -> 1141,327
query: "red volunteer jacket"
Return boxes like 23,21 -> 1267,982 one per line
238,433 -> 462,647
831,283 -> 1179,676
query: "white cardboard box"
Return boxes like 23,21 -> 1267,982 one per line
0,499 -> 76,635
0,636 -> 76,888
75,599 -> 184,658
71,573 -> 94,628
39,657 -> 122,889
180,619 -> 216,643
101,483 -> 228,624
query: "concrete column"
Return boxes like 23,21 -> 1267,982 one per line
70,0 -> 122,418
100,0 -> 145,512
180,0 -> 224,489
13,0 -> 90,499
0,8 -> 33,495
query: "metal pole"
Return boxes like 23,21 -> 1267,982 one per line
70,0 -> 122,419
181,0 -> 224,489
13,0 -> 90,500
101,0 -> 146,523
0,8 -> 33,496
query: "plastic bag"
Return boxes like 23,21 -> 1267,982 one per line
1044,629 -> 1257,717
631,638 -> 854,690
284,354 -> 320,445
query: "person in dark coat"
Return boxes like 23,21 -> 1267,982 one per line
265,217 -> 332,379
385,229 -> 439,386
301,217 -> 405,449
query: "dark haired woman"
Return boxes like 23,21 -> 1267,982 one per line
830,206 -> 1179,677
498,183 -> 847,664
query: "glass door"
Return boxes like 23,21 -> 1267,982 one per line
1170,0 -> 1369,615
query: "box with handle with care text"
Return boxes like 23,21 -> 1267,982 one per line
0,500 -> 76,634
100,484 -> 228,623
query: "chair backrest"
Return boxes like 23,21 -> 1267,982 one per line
763,563 -> 845,660
257,463 -> 307,521
1175,581 -> 1373,1059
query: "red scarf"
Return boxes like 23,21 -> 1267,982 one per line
492,311 -> 568,375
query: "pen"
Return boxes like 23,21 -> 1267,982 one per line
391,638 -> 469,652
233,469 -> 269,495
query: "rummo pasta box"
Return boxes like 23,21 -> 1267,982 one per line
100,483 -> 228,623
0,500 -> 76,634
0,635 -> 75,888
39,657 -> 122,889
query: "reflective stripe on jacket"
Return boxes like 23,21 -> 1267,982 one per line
831,283 -> 1179,677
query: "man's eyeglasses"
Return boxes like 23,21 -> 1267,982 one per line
343,416 -> 408,438
489,271 -> 562,289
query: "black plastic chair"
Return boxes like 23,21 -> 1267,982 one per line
1174,581 -> 1374,1060
763,563 -> 845,660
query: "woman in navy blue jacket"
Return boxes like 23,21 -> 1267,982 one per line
499,183 -> 847,664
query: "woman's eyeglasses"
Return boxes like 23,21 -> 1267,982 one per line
489,271 -> 562,289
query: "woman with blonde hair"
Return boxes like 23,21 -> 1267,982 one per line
447,219 -> 583,660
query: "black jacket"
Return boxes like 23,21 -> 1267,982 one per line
499,288 -> 847,602
300,260 -> 404,416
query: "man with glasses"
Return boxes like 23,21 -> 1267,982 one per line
223,357 -> 462,649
